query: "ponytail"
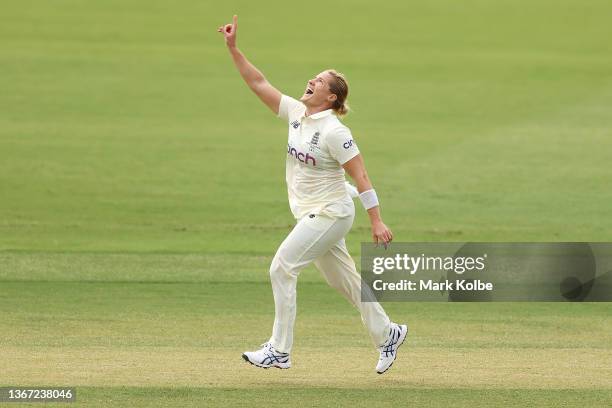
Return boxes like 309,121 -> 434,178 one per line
327,69 -> 350,117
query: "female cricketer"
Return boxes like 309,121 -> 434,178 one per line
218,15 -> 407,374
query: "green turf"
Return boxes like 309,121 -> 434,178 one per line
4,387 -> 612,408
1,259 -> 611,406
2,0 -> 612,252
1,0 -> 612,406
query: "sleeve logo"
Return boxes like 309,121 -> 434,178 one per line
343,139 -> 354,149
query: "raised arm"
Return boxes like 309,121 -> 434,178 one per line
217,15 -> 281,114
343,154 -> 393,247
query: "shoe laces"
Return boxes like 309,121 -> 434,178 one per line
380,326 -> 400,357
259,342 -> 287,357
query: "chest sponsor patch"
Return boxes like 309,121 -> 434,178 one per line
288,143 -> 316,166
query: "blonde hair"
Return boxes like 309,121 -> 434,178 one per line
326,69 -> 350,117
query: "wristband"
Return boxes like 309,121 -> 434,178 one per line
359,189 -> 379,210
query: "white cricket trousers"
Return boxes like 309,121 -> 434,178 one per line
269,210 -> 391,354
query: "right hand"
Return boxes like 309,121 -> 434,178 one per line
371,220 -> 393,249
217,15 -> 238,48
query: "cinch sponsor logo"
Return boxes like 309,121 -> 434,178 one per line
287,143 -> 316,166
343,139 -> 354,149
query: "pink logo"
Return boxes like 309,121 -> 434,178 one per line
287,143 -> 316,166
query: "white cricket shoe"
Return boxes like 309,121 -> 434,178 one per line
376,323 -> 408,374
242,342 -> 291,369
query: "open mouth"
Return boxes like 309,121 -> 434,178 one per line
305,88 -> 314,95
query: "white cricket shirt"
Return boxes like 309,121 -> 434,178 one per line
278,95 -> 360,219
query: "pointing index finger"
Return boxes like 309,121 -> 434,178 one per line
233,14 -> 238,28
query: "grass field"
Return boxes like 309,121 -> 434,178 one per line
1,0 -> 612,406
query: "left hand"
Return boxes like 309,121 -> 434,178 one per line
372,220 -> 393,248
